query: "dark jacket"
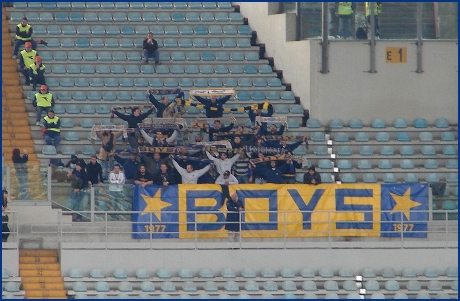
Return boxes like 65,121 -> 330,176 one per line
303,171 -> 322,185
208,123 -> 234,141
194,95 -> 231,118
113,108 -> 154,129
225,198 -> 244,232
71,169 -> 89,190
114,155 -> 140,180
143,38 -> 159,54
153,170 -> 177,186
86,162 -> 103,184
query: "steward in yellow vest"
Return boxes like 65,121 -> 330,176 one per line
43,110 -> 62,147
13,16 -> 37,58
28,56 -> 46,90
19,42 -> 37,85
33,85 -> 55,125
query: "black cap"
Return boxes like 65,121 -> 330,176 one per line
224,171 -> 230,176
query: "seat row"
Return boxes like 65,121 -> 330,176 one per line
314,145 -> 457,157
43,77 -> 284,89
44,103 -> 302,116
318,157 -> 457,170
307,172 -> 457,184
28,90 -> 295,102
312,131 -> 456,143
48,63 -> 273,76
38,50 -> 262,62
33,24 -> 252,36
63,266 -> 459,280
12,2 -> 234,10
35,22 -> 241,36
10,11 -> 244,23
40,36 -> 253,49
308,117 -> 452,129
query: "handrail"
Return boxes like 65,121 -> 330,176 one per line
433,2 -> 440,39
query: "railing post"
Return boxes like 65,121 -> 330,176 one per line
6,165 -> 11,195
369,2 -> 377,73
47,165 -> 52,204
416,2 -> 424,73
90,185 -> 95,222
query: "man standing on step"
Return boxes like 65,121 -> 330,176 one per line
69,161 -> 89,222
33,84 -> 54,126
365,2 -> 382,38
335,2 -> 355,39
12,16 -> 37,59
18,41 -> 37,86
142,32 -> 161,65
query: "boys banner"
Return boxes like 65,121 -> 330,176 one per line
132,183 -> 429,239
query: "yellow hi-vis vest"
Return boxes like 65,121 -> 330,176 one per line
15,24 -> 32,41
29,63 -> 46,76
35,92 -> 53,108
338,2 -> 353,15
20,49 -> 37,68
44,116 -> 60,132
365,2 -> 382,16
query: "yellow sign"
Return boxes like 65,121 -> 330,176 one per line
385,47 -> 407,63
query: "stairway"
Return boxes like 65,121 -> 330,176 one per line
19,249 -> 67,299
2,5 -> 48,200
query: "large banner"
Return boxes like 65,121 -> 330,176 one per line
132,183 -> 429,239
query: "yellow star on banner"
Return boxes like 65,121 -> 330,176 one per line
390,188 -> 421,220
140,189 -> 171,221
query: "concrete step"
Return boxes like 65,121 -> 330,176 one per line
21,276 -> 64,284
19,249 -> 59,257
22,282 -> 65,290
24,290 -> 67,299
19,256 -> 58,264
20,263 -> 61,271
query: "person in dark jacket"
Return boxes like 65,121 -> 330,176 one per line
193,94 -> 231,118
248,103 -> 274,124
153,163 -> 177,187
2,190 -> 11,242
12,148 -> 29,200
28,55 -> 46,91
114,151 -> 141,184
86,155 -> 103,185
147,89 -> 183,117
111,106 -> 155,148
207,120 -> 234,141
134,165 -> 154,189
303,166 -> 322,185
69,161 -> 89,222
225,192 -> 244,242
142,32 -> 160,65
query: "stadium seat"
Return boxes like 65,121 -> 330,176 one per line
400,159 -> 414,169
447,267 -> 459,278
348,118 -> 363,128
60,118 -> 74,128
446,173 -> 458,183
393,118 -> 408,128
113,268 -> 128,279
413,118 -> 428,128
179,268 -> 194,279
359,145 -> 374,156
224,281 -> 240,292
42,145 -> 57,156
302,280 -> 317,291
384,280 -> 400,291
421,145 -> 436,156
399,145 -> 414,156
320,173 -> 334,183
396,132 -> 411,142
445,159 -> 458,169
182,281 -> 197,293
363,173 -> 378,183
156,268 -> 172,279
263,281 -> 278,292
68,268 -> 83,278
404,173 -> 419,183
375,132 -> 390,142
361,267 -> 377,278
371,118 -> 386,128
314,146 -> 328,156
324,280 -> 339,291
427,280 -> 443,291
118,281 -> 133,292
383,173 -> 397,183
90,268 -> 106,279
221,267 -> 236,278
161,281 -> 177,292
337,146 -> 352,156
434,117 -> 449,128
381,268 -> 396,279
380,146 -> 395,156
3,282 -> 20,293
261,268 -> 276,278
72,281 -> 87,292
65,132 -> 79,142
342,280 -> 357,291
140,281 -> 155,292
424,159 -> 438,169
304,119 -> 321,129
341,173 -> 356,183
335,132 -> 349,142
242,268 -> 256,278
203,281 -> 219,292
329,119 -> 343,129
337,160 -> 352,170
423,267 -> 439,278
355,132 -> 369,142
425,173 -> 440,183
419,132 -> 433,142
358,159 -> 373,169
95,281 -> 110,292
443,145 -> 457,156
319,267 -> 334,278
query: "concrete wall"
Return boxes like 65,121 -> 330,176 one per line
60,248 -> 457,276
234,2 -> 458,124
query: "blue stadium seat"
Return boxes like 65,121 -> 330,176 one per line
375,132 -> 390,142
253,78 -> 267,87
396,132 -> 411,142
215,12 -> 229,22
383,173 -> 397,183
118,281 -> 133,292
334,132 -> 349,142
413,118 -> 428,128
214,65 -> 229,74
434,117 -> 449,128
113,12 -> 127,22
307,118 -> 321,128
314,145 -> 328,156
290,104 -> 304,114
443,145 -> 457,156
365,280 -> 380,291
143,12 -> 157,22
446,173 -> 458,183
355,132 -> 369,142
194,78 -> 208,88
424,159 -> 438,169
400,145 -> 414,156
42,145 -> 57,155
52,104 -> 65,114
404,173 -> 419,183
441,132 -> 456,142
302,280 -> 317,291
318,159 -> 333,170
76,25 -> 91,35
348,118 -> 363,129
400,159 -> 414,169
363,173 -> 378,183
371,118 -> 386,128
329,119 -> 343,129
445,159 -> 458,169
378,159 -> 393,169
358,159 -> 373,169
337,160 -> 352,170
245,51 -> 260,61
171,51 -> 186,61
310,132 -> 325,142
425,173 -> 440,183
66,104 -> 80,115
359,145 -> 374,156
420,145 -> 436,156
419,132 -> 433,142
140,281 -> 155,292
81,118 -> 95,128
338,145 -> 352,155
392,118 -> 408,128
341,173 -> 357,183
60,38 -> 75,48
380,145 -> 395,156
61,145 -> 76,156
